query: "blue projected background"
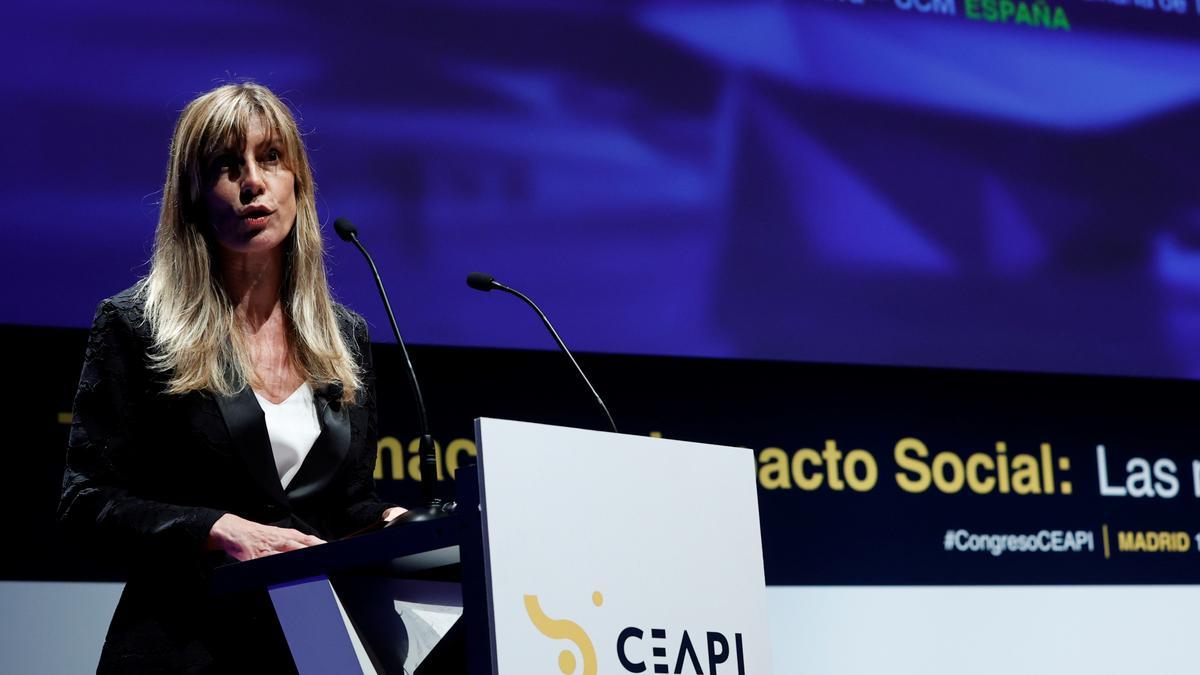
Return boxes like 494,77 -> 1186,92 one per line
4,0 -> 1200,378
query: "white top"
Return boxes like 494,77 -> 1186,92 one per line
253,382 -> 321,489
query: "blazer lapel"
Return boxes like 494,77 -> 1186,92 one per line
214,387 -> 290,508
285,383 -> 351,501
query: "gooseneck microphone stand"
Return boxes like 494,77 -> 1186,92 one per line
466,272 -> 618,434
334,217 -> 451,522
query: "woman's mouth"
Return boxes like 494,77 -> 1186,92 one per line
240,207 -> 275,227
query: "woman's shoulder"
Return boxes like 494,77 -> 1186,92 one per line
82,284 -> 154,379
98,284 -> 147,314
91,283 -> 150,339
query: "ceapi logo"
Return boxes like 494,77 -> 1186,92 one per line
524,592 -> 603,675
525,592 -> 748,674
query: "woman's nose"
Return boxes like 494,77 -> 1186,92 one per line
240,161 -> 265,201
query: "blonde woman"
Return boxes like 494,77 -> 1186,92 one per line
58,82 -> 405,673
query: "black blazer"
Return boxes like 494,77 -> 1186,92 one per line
58,287 -> 397,673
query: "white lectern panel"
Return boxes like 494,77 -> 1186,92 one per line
476,418 -> 771,675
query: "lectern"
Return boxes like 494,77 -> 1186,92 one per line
213,419 -> 772,674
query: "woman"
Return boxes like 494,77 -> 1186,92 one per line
57,82 -> 405,673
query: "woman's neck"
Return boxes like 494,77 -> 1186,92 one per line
219,248 -> 285,331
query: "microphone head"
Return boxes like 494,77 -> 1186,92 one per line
466,272 -> 496,292
333,217 -> 358,242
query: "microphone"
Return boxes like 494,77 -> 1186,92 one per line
465,272 -> 495,292
466,272 -> 618,434
332,217 -> 357,242
334,217 -> 448,522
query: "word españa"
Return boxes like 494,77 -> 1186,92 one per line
964,0 -> 1071,30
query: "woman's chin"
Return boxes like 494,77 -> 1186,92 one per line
216,227 -> 289,257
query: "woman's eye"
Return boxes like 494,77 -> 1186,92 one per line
265,148 -> 281,163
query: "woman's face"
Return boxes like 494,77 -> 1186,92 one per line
203,118 -> 298,256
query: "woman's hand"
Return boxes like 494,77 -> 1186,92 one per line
381,506 -> 408,522
206,513 -> 326,562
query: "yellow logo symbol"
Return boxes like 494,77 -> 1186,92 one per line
524,591 -> 604,675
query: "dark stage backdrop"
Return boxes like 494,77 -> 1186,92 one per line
4,1 -> 1200,379
11,324 -> 1196,586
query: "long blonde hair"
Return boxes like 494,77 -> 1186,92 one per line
140,82 -> 361,402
